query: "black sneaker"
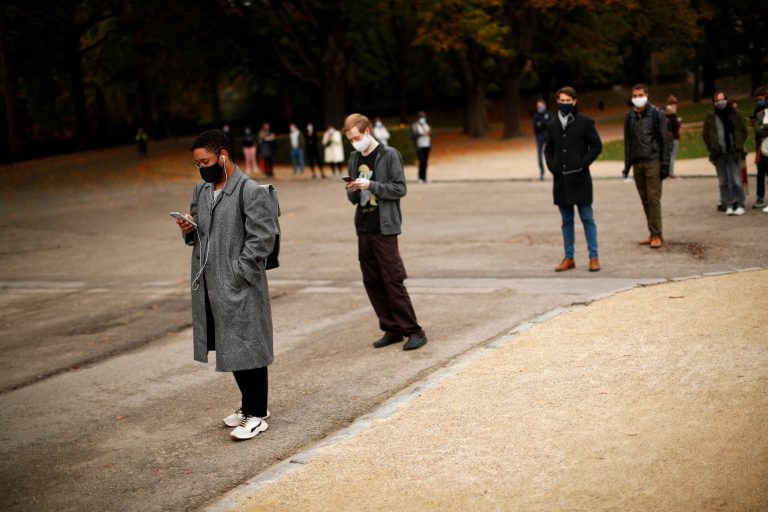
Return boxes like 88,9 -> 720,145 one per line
717,203 -> 727,212
373,333 -> 404,348
753,198 -> 766,209
403,333 -> 428,351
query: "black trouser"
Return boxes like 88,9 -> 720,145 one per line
328,162 -> 342,174
306,149 -> 324,175
358,232 -> 423,337
417,147 -> 430,181
233,366 -> 268,417
263,157 -> 274,176
757,157 -> 768,200
204,280 -> 268,418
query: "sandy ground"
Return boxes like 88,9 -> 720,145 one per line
231,271 -> 768,512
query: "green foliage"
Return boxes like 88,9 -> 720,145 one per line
0,0 -> 763,161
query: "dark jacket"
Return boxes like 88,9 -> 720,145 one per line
305,128 -> 319,154
544,111 -> 603,206
623,104 -> 671,171
702,107 -> 748,162
532,110 -> 552,140
346,144 -> 406,235
667,113 -> 681,140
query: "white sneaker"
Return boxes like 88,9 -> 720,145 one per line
230,416 -> 268,441
763,205 -> 768,213
733,207 -> 745,216
725,206 -> 735,215
223,408 -> 270,427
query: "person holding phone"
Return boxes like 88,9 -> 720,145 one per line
176,129 -> 279,442
343,113 -> 428,351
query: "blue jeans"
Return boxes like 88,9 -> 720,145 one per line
714,155 -> 745,208
536,135 -> 546,179
291,148 -> 305,175
559,204 -> 598,259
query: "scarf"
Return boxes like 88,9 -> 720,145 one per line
714,105 -> 735,151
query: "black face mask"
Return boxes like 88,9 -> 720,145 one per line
199,157 -> 224,183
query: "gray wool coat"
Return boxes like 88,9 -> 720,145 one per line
183,166 -> 278,371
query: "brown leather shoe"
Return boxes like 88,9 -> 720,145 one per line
650,237 -> 663,249
638,237 -> 652,245
589,258 -> 600,271
555,258 -> 575,272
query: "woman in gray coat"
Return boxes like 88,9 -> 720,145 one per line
177,129 -> 279,441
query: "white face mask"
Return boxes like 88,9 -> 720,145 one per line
714,100 -> 728,110
352,134 -> 371,152
632,96 -> 648,109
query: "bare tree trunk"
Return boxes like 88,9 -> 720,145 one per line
692,46 -> 702,103
701,57 -> 716,100
322,34 -> 347,128
749,46 -> 764,93
0,14 -> 22,160
67,31 -> 90,149
208,72 -> 222,127
465,85 -> 488,138
283,83 -> 294,122
501,57 -> 524,139
136,56 -> 153,135
630,41 -> 648,85
455,48 -> 488,138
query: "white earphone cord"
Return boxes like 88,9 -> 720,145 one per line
191,156 -> 228,291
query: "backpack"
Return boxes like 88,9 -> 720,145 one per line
193,178 -> 282,270
625,107 -> 674,179
239,177 -> 281,270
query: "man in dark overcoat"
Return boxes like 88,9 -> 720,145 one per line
176,129 -> 279,441
544,86 -> 603,272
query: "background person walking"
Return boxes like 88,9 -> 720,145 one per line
135,128 -> 148,156
544,86 -> 603,272
323,125 -> 344,176
258,123 -> 277,177
289,123 -> 306,176
665,95 -> 681,178
703,90 -> 748,216
305,122 -> 325,179
533,98 -> 553,180
412,111 -> 432,183
242,127 -> 257,176
373,117 -> 391,147
750,86 -> 768,210
622,84 -> 672,249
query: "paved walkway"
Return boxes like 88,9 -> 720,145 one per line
208,270 -> 768,512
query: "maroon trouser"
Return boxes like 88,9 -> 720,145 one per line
358,232 -> 423,336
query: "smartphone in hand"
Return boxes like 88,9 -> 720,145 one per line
169,211 -> 197,228
342,176 -> 353,183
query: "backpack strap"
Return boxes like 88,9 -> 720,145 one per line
238,176 -> 250,225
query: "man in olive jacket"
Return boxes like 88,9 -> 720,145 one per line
622,84 -> 671,249
544,86 -> 603,272
703,90 -> 748,215
176,129 -> 279,441
344,113 -> 428,351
